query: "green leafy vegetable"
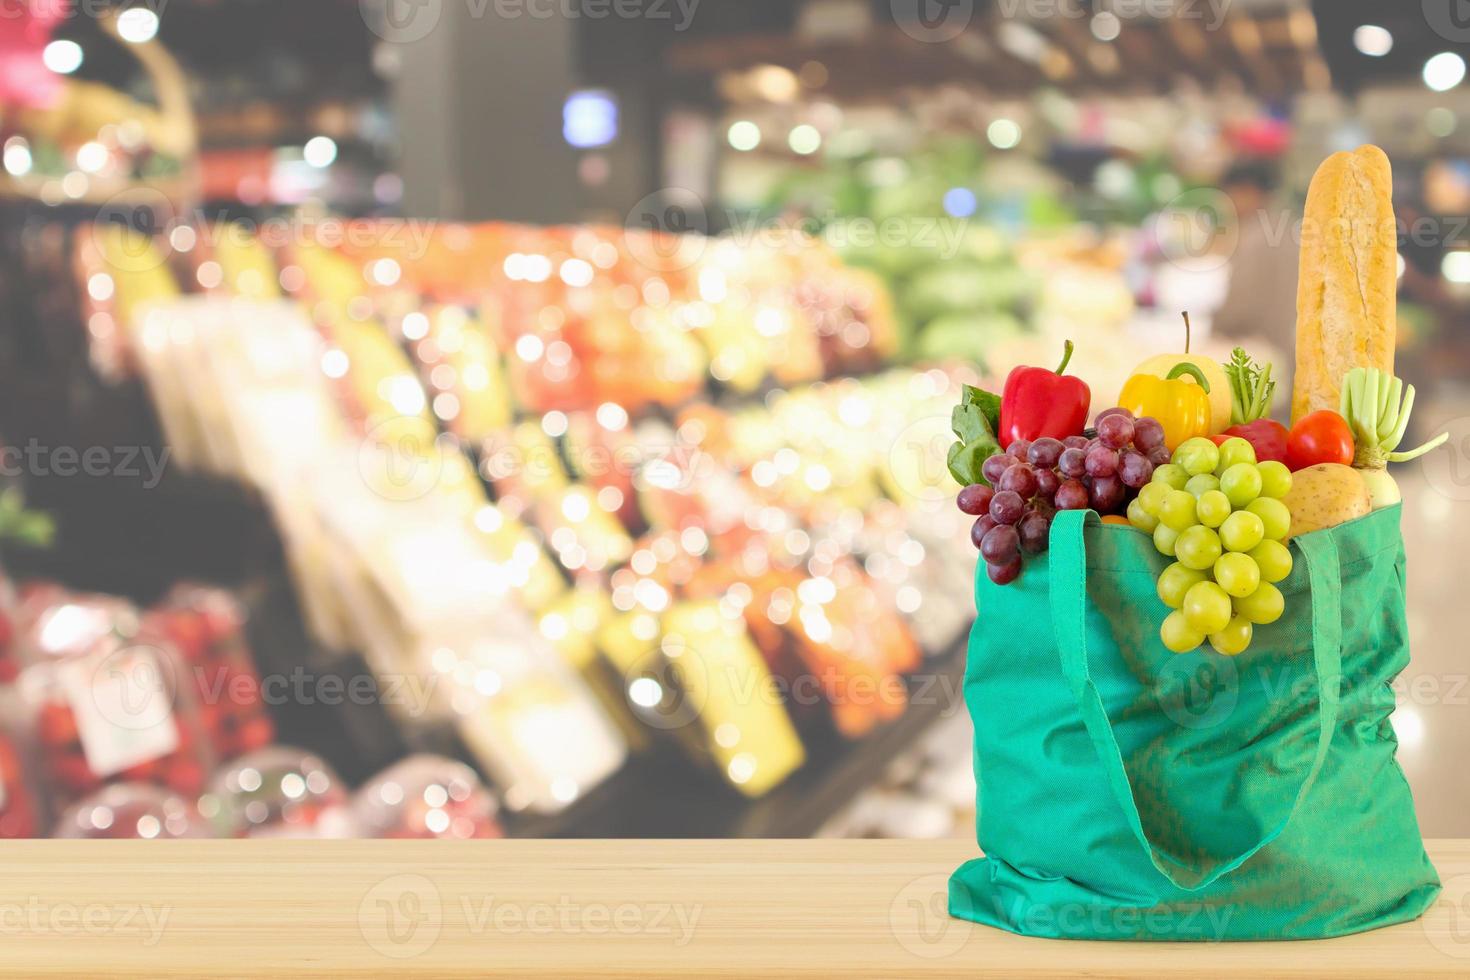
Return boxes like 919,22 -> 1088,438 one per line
0,488 -> 54,549
948,385 -> 1003,486
1224,348 -> 1275,425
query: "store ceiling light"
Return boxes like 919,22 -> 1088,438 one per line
3,138 -> 33,178
987,119 -> 1022,150
943,187 -> 977,218
1353,25 -> 1392,57
788,124 -> 821,155
1424,52 -> 1466,93
998,22 -> 1047,63
1090,12 -> 1121,43
76,141 -> 109,174
1428,107 -> 1458,138
303,136 -> 338,168
42,39 -> 83,74
116,7 -> 160,43
727,120 -> 761,152
1442,251 -> 1470,284
563,90 -> 618,148
750,64 -> 799,103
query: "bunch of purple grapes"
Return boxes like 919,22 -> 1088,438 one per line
957,410 -> 1168,585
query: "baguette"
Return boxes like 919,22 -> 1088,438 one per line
1292,145 -> 1397,424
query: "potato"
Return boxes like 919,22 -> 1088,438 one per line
1280,464 -> 1371,539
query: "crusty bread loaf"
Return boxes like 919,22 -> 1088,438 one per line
1292,145 -> 1397,424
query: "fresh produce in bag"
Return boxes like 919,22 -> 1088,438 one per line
997,340 -> 1091,449
1292,144 -> 1396,424
142,584 -> 274,761
201,746 -> 353,838
1124,314 -> 1231,438
1280,464 -> 1371,539
1285,410 -> 1355,471
1129,436 -> 1294,655
955,389 -> 1165,584
351,755 -> 502,839
1339,367 -> 1449,509
53,783 -> 212,839
14,592 -> 212,804
1216,347 -> 1288,463
948,145 -> 1438,941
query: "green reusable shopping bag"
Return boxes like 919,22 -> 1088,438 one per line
949,505 -> 1440,941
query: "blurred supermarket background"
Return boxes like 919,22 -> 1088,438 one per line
0,0 -> 1468,841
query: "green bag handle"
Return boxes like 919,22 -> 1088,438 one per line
1049,509 -> 1343,892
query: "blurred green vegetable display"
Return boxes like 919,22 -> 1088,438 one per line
752,137 -> 1068,370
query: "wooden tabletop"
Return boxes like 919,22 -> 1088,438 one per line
2,839 -> 1468,977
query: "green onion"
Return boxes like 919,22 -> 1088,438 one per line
1224,348 -> 1275,425
1340,367 -> 1449,468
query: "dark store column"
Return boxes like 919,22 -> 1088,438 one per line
392,3 -> 580,223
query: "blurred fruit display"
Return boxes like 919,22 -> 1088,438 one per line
12,590 -> 212,806
52,782 -> 212,840
142,584 -> 274,761
351,754 -> 502,840
1,211 -> 988,833
201,746 -> 353,838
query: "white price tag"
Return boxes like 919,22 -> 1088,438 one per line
58,647 -> 180,778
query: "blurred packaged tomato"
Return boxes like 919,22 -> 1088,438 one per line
201,747 -> 353,838
0,728 -> 40,838
52,783 -> 212,839
351,755 -> 502,840
142,584 -> 274,762
13,589 -> 213,806
0,564 -> 16,684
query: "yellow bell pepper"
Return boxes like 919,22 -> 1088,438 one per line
1117,363 -> 1213,451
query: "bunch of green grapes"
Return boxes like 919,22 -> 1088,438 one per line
1127,437 -> 1293,656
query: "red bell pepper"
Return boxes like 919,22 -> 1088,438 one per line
998,340 -> 1091,448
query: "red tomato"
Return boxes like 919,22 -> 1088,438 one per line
1287,411 -> 1355,471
